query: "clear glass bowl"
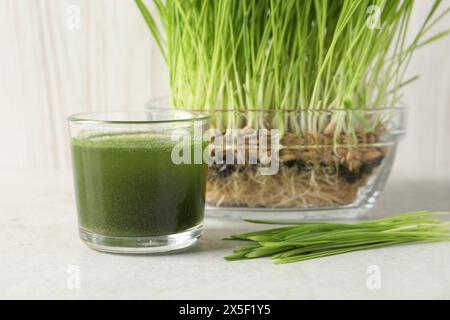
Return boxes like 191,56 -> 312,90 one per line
147,99 -> 408,220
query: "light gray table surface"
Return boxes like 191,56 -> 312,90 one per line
1,170 -> 449,300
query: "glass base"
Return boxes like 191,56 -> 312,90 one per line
205,190 -> 383,221
79,224 -> 203,254
206,204 -> 372,221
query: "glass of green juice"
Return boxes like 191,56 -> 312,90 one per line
68,110 -> 210,253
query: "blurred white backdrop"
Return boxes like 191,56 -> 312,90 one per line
0,0 -> 449,180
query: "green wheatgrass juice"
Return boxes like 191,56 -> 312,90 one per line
71,132 -> 207,237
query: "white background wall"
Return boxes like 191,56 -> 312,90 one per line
0,0 -> 449,180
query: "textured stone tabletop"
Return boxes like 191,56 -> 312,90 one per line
1,170 -> 449,299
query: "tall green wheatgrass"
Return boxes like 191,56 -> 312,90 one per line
136,0 -> 449,137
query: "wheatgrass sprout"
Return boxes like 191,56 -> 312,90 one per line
137,1 -> 450,210
136,0 -> 449,136
225,211 -> 450,264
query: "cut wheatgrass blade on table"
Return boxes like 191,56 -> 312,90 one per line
224,211 -> 450,264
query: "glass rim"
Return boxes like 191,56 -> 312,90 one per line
182,106 -> 408,113
68,109 -> 210,125
146,97 -> 408,113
